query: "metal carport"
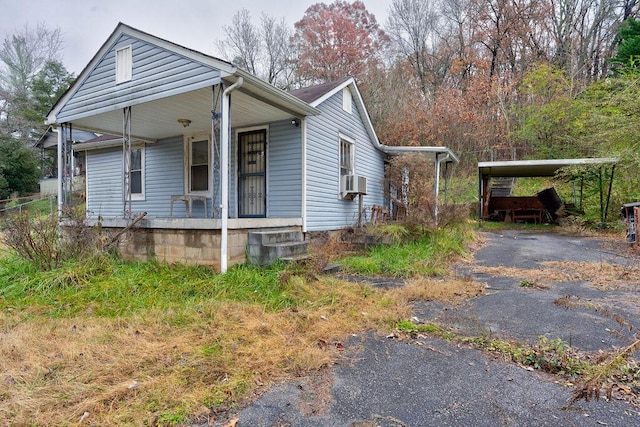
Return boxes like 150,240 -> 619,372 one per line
478,158 -> 620,223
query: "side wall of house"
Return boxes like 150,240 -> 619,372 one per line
57,34 -> 220,122
305,89 -> 386,232
86,136 -> 187,218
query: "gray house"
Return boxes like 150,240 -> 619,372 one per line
46,23 -> 457,271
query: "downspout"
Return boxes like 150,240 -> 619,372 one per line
434,153 -> 451,226
301,117 -> 308,233
220,77 -> 243,273
57,124 -> 64,216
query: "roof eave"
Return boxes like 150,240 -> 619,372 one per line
382,146 -> 460,164
232,69 -> 321,117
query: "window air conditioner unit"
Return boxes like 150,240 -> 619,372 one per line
341,174 -> 367,199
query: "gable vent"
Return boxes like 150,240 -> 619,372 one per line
116,45 -> 132,84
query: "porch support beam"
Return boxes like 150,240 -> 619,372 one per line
57,124 -> 65,216
122,106 -> 132,219
220,77 -> 243,273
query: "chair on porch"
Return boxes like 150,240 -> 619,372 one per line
169,195 -> 208,218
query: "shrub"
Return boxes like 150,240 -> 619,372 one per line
1,207 -> 102,271
384,153 -> 470,236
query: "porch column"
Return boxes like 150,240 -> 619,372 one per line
220,77 -> 243,273
57,124 -> 64,216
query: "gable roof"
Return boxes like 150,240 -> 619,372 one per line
46,22 -> 318,127
293,77 -> 459,164
35,126 -> 97,149
289,78 -> 350,104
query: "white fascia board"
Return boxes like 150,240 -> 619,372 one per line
383,146 -> 460,164
478,157 -> 619,169
233,70 -> 320,117
310,77 -> 384,155
56,77 -> 221,123
74,138 -> 153,152
309,77 -> 355,107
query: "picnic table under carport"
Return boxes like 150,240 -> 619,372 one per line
478,158 -> 619,223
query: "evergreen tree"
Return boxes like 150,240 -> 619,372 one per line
611,18 -> 640,72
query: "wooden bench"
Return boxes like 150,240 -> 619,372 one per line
512,208 -> 543,224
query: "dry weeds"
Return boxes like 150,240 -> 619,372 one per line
472,260 -> 640,291
391,276 -> 485,305
0,277 -> 409,426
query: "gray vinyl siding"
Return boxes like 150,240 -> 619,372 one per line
305,89 -> 386,232
86,147 -> 123,218
87,136 -> 195,218
268,121 -> 302,217
57,34 -> 220,122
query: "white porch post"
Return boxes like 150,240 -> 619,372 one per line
57,124 -> 64,216
220,78 -> 243,273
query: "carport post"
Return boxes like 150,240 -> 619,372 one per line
477,171 -> 483,220
434,153 -> 440,225
605,164 -> 615,221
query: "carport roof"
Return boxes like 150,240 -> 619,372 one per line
478,158 -> 619,178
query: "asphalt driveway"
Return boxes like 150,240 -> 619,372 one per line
213,230 -> 640,427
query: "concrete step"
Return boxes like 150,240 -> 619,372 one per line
248,230 -> 303,246
247,230 -> 308,266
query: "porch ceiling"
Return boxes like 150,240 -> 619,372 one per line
68,86 -> 295,140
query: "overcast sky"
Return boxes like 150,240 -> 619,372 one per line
1,0 -> 392,75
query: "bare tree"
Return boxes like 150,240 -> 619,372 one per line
215,10 -> 297,88
260,14 -> 296,89
0,23 -> 64,140
387,0 -> 446,96
547,0 -> 638,85
216,9 -> 261,75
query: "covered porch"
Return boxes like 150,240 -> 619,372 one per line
46,25 -> 318,271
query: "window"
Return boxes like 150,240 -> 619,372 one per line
124,145 -> 144,200
340,136 -> 354,177
115,45 -> 132,83
342,87 -> 352,114
189,139 -> 209,193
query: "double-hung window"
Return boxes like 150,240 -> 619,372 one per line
188,138 -> 210,193
339,135 -> 354,178
124,144 -> 144,201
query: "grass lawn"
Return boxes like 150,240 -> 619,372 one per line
0,225 -> 476,426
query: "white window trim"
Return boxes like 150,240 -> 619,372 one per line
184,133 -> 212,196
129,144 -> 145,201
338,133 -> 355,199
342,87 -> 353,114
115,45 -> 132,84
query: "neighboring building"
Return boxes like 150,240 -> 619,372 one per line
35,127 -> 96,195
46,23 -> 457,271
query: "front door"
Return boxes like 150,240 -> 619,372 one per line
238,129 -> 266,218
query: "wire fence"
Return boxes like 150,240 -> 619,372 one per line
0,194 -> 57,216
